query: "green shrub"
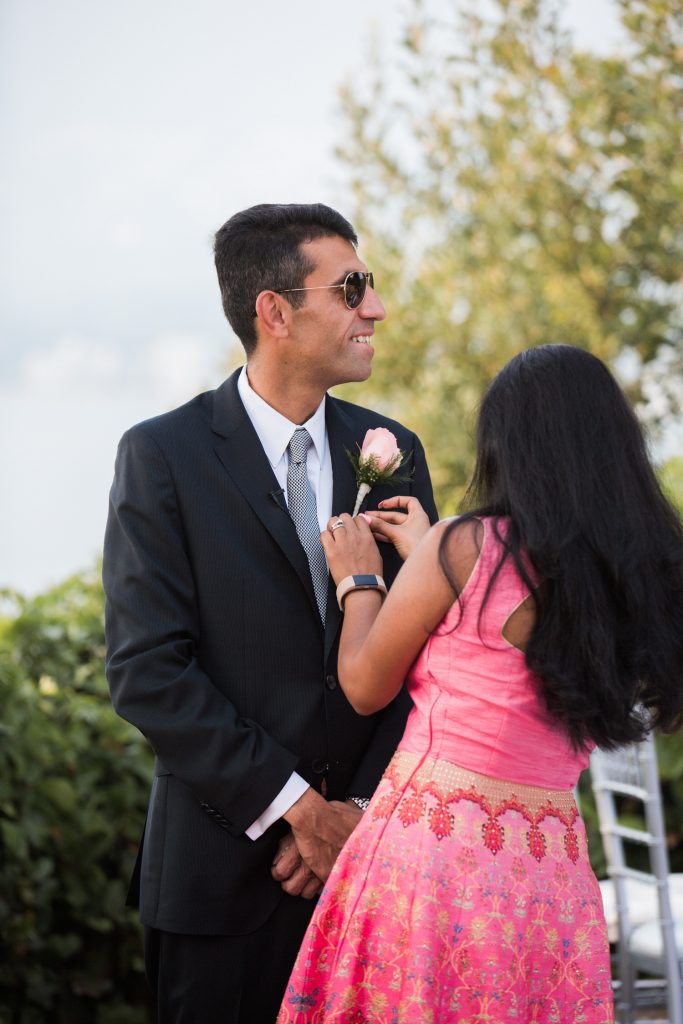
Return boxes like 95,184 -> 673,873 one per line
0,571 -> 153,1023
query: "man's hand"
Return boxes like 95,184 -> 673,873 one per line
283,789 -> 363,883
271,831 -> 322,899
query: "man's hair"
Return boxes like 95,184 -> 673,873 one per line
213,203 -> 358,355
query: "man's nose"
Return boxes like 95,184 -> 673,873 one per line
359,285 -> 386,322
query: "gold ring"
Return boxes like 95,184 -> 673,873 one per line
331,520 -> 345,531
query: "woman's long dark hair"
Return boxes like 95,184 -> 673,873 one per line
439,344 -> 683,750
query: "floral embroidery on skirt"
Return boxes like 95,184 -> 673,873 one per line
278,751 -> 614,1024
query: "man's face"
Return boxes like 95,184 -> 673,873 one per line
286,235 -> 386,391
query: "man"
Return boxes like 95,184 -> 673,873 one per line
103,203 -> 438,1023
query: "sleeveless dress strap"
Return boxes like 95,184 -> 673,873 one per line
436,518 -> 537,646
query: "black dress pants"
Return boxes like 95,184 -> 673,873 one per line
144,894 -> 315,1024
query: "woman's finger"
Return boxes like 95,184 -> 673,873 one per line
377,495 -> 422,513
327,515 -> 348,534
368,520 -> 402,544
366,511 -> 408,526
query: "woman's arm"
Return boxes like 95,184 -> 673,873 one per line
321,514 -> 465,715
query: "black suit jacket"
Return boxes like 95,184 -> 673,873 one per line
103,368 -> 437,935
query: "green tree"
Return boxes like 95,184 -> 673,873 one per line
334,0 -> 683,876
660,454 -> 683,514
0,572 -> 152,1023
335,0 -> 683,511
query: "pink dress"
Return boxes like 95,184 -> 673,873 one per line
279,518 -> 614,1023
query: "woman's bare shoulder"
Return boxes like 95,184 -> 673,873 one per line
431,516 -> 485,593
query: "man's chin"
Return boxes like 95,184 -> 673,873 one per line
327,362 -> 373,389
349,363 -> 373,383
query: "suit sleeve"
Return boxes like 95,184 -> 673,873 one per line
103,427 -> 299,837
345,431 -> 439,796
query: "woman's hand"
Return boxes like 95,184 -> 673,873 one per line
364,496 -> 431,561
321,513 -> 382,586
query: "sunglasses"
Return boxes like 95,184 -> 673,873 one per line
277,271 -> 375,310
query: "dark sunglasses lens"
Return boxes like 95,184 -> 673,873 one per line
344,272 -> 369,309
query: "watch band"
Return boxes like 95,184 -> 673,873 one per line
336,574 -> 387,611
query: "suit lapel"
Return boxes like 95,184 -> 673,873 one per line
211,371 -> 321,623
324,398 -> 364,661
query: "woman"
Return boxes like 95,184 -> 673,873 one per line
278,345 -> 683,1024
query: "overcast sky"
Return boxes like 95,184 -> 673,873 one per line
1,0 -> 624,594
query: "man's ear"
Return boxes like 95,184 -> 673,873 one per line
255,290 -> 290,339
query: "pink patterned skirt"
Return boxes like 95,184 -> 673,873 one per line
278,750 -> 614,1023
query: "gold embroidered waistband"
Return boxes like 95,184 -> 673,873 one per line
387,749 -> 577,819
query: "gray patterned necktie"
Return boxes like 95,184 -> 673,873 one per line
287,428 -> 328,623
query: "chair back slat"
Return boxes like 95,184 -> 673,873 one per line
606,866 -> 664,886
601,824 -> 657,847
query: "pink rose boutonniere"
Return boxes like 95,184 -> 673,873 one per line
347,427 -> 412,516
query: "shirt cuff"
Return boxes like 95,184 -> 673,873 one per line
245,772 -> 310,840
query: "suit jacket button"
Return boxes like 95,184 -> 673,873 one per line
311,758 -> 328,774
325,674 -> 337,690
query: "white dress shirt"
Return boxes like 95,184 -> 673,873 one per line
236,366 -> 332,839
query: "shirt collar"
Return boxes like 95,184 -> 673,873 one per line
237,366 -> 327,468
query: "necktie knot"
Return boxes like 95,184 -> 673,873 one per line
288,428 -> 312,465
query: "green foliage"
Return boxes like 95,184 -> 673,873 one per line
660,455 -> 683,515
0,570 -> 153,1023
335,0 -> 683,513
